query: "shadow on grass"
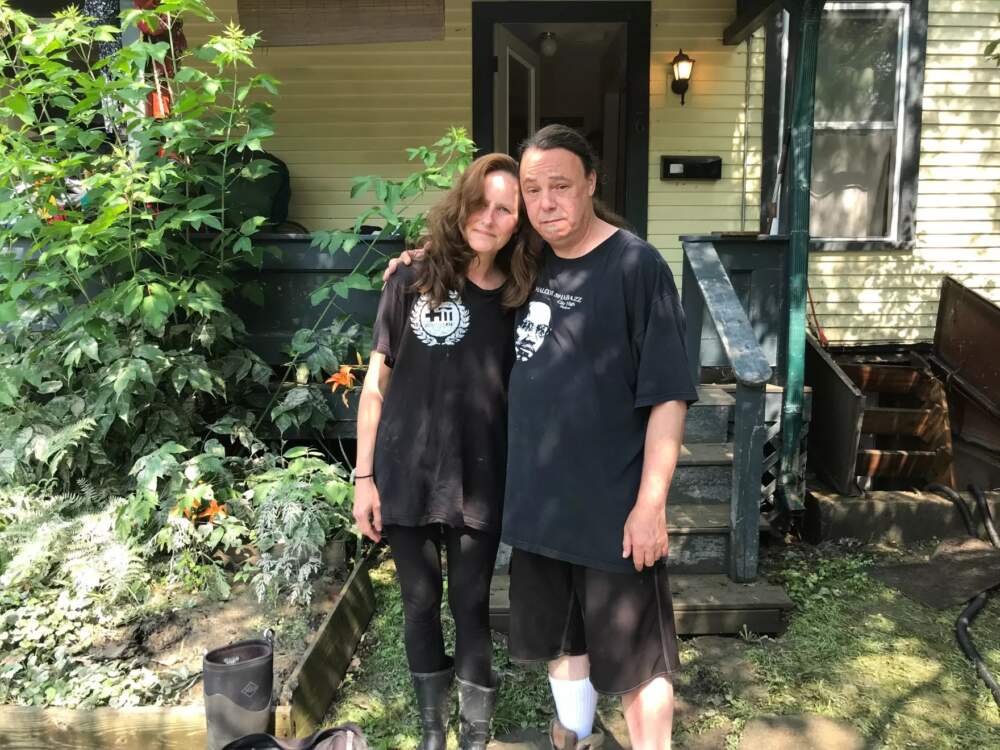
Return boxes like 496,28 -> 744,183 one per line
743,548 -> 1000,749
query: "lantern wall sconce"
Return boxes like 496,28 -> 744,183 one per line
671,49 -> 694,105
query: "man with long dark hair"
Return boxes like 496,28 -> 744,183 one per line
500,125 -> 697,750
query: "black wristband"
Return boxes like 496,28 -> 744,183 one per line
354,473 -> 373,480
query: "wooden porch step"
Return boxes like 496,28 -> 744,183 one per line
667,505 -> 771,574
672,442 -> 733,503
684,386 -> 734,444
667,505 -> 727,574
489,573 -> 792,636
861,407 -> 936,437
855,448 -> 944,478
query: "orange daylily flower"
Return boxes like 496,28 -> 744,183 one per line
325,365 -> 356,392
195,498 -> 227,521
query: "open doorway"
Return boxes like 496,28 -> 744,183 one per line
473,2 -> 650,236
496,22 -> 627,215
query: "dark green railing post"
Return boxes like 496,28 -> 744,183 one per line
731,382 -> 767,582
778,0 -> 824,514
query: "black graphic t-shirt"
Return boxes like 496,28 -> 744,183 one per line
372,264 -> 515,532
502,229 -> 700,571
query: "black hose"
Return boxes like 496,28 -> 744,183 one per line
948,482 -> 1000,711
968,484 -> 1000,549
956,592 -> 1000,708
925,483 -> 978,538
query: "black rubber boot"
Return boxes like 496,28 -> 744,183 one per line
457,673 -> 498,750
203,636 -> 274,750
411,661 -> 454,750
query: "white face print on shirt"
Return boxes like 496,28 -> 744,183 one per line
515,300 -> 552,362
410,292 -> 470,346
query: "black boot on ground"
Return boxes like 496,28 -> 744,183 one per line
411,661 -> 455,750
203,636 -> 274,750
457,672 -> 498,750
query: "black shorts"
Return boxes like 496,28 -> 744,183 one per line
507,548 -> 681,695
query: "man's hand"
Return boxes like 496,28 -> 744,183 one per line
622,500 -> 668,572
352,478 -> 382,543
381,244 -> 428,282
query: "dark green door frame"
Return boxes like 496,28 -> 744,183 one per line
471,2 -> 651,238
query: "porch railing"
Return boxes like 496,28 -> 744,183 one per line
681,239 -> 771,583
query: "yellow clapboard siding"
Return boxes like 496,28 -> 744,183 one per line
918,179 -> 1000,194
916,192 -> 1000,208
648,4 -> 764,243
812,284 -> 1000,304
922,110 -> 1000,127
187,0 -> 475,232
916,207 -> 1000,222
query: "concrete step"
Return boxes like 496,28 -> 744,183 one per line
683,386 -> 735,444
672,442 -> 733,503
489,572 -> 792,636
805,487 -> 1000,545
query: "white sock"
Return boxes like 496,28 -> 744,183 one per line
548,675 -> 598,739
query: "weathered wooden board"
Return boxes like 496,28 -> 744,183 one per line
489,573 -> 792,636
275,554 -> 376,738
0,704 -> 206,750
804,336 -> 866,495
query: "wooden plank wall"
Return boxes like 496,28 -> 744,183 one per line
184,0 -> 471,232
809,0 -> 1000,344
648,0 -> 765,280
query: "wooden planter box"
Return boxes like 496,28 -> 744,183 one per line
0,553 -> 376,749
229,233 -> 403,366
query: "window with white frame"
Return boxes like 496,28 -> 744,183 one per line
810,2 -> 910,241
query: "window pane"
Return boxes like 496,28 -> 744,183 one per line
815,10 -> 901,123
810,131 -> 894,238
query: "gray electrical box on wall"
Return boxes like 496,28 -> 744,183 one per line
660,155 -> 722,180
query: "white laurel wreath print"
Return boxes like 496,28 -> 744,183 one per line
409,291 -> 470,346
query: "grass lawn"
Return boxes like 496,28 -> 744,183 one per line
325,541 -> 1000,749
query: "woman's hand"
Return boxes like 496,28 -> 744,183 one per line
353,478 -> 383,542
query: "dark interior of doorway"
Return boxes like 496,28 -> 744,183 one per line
503,22 -> 627,215
472,2 -> 650,238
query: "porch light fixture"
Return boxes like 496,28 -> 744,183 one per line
540,32 -> 558,57
671,49 -> 694,105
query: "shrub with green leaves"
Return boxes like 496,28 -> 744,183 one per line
0,0 -> 276,486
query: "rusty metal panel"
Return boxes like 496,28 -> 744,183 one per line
935,277 -> 1000,406
805,335 -> 865,495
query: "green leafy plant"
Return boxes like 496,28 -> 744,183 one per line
0,0 -> 277,487
245,446 -> 355,605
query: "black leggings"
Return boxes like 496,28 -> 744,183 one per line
385,524 -> 500,685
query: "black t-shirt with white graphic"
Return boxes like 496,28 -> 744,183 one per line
372,264 -> 515,532
502,229 -> 700,572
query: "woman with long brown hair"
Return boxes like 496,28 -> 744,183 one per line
352,153 -> 533,750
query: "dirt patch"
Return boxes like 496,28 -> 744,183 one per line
739,714 -> 864,750
82,560 -> 351,705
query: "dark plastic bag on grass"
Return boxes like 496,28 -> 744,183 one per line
221,724 -> 369,750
